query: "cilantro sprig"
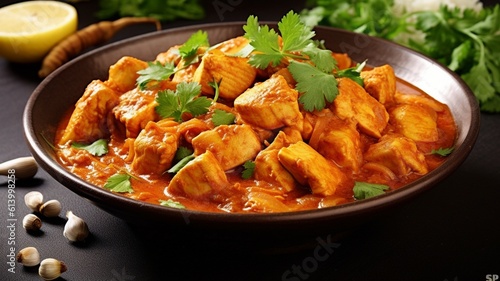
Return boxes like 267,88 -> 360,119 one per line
137,31 -> 210,90
71,139 -> 109,156
241,160 -> 256,179
431,147 -> 454,156
179,30 -> 209,65
155,82 -> 211,122
159,199 -> 186,209
104,173 -> 134,193
353,181 -> 390,200
137,61 -> 176,90
243,11 -> 364,112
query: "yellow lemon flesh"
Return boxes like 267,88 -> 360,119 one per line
0,1 -> 78,63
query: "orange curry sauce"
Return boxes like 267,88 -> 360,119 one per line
55,78 -> 456,214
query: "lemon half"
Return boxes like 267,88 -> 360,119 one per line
0,1 -> 78,63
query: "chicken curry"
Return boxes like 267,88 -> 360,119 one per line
55,14 -> 456,213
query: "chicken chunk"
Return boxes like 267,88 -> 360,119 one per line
364,134 -> 428,177
193,49 -> 257,99
310,116 -> 363,173
390,104 -> 439,142
332,52 -> 352,70
234,75 -> 303,130
254,132 -> 299,192
155,45 -> 181,65
112,88 -> 159,138
131,121 -> 179,175
394,91 -> 446,112
59,80 -> 119,145
214,36 -> 251,55
192,124 -> 262,171
278,141 -> 349,196
360,64 -> 396,105
332,77 -> 389,138
167,150 -> 229,199
244,191 -> 292,212
106,56 -> 148,94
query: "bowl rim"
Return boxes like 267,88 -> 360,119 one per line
24,21 -> 481,227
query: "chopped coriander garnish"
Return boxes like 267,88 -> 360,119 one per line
136,61 -> 176,90
241,160 -> 256,179
167,153 -> 195,174
335,60 -> 367,87
159,199 -> 186,209
71,139 -> 108,156
179,30 -> 209,65
243,11 -> 325,68
353,181 -> 390,200
431,147 -> 454,156
155,82 -> 212,122
243,11 -> 364,112
212,109 -> 236,126
289,61 -> 339,112
104,173 -> 133,193
174,146 -> 194,162
208,78 -> 222,103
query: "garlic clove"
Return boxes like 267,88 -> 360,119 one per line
24,191 -> 44,212
39,199 -> 62,217
63,210 -> 89,242
39,258 -> 67,281
16,247 -> 40,267
22,213 -> 42,232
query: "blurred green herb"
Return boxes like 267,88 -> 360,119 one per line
431,147 -> 454,156
301,1 -> 500,112
104,173 -> 134,193
241,160 -> 256,179
71,139 -> 108,156
155,82 -> 211,122
159,199 -> 186,209
96,0 -> 205,22
353,181 -> 389,200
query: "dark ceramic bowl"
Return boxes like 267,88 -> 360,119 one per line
24,23 -> 480,248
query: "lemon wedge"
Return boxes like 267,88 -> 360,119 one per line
0,1 -> 78,63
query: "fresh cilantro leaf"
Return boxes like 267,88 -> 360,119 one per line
212,109 -> 236,126
353,181 -> 389,200
335,61 -> 367,87
159,199 -> 186,209
244,11 -> 320,68
155,82 -> 211,122
208,78 -> 222,103
137,61 -> 175,90
179,30 -> 209,65
431,147 -> 454,156
104,173 -> 133,193
241,160 -> 256,179
174,146 -> 194,162
243,15 -> 283,68
302,42 -> 336,73
279,11 -> 316,52
288,60 -> 339,112
71,139 -> 108,156
168,154 -> 195,174
244,11 -> 343,111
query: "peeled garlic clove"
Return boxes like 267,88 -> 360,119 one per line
22,214 -> 42,232
16,247 -> 40,267
24,191 -> 44,212
63,210 -> 89,242
39,258 -> 67,281
39,199 -> 62,217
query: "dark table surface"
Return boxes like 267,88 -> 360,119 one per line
1,1 -> 500,280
